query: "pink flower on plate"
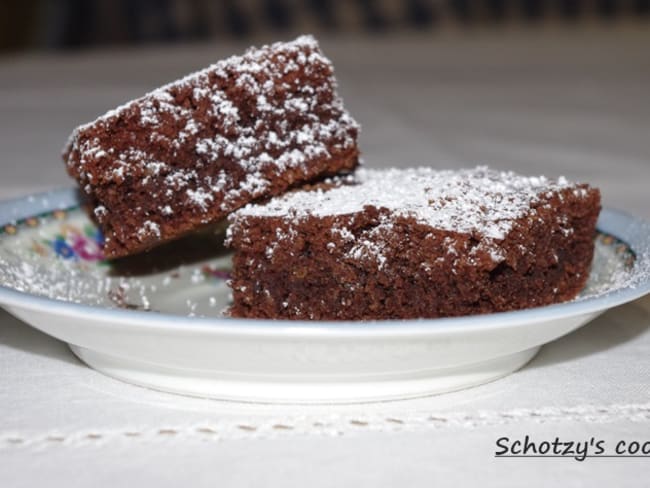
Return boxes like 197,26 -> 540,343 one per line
71,234 -> 104,261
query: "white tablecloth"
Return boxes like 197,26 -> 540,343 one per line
1,26 -> 649,487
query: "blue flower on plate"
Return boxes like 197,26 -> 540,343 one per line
53,236 -> 75,259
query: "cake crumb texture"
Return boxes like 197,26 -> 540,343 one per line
63,35 -> 359,258
227,167 -> 601,320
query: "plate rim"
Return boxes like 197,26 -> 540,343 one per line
0,187 -> 649,338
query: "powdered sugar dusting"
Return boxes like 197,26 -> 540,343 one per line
236,167 -> 584,240
137,221 -> 161,241
63,35 -> 359,253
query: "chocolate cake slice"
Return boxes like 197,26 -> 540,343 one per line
226,167 -> 601,320
63,35 -> 359,258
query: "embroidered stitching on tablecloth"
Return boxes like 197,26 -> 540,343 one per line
2,403 -> 649,449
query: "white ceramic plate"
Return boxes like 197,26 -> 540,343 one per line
0,188 -> 649,404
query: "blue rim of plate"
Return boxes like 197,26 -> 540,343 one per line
0,187 -> 649,338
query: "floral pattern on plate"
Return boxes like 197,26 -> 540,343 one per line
0,206 -> 232,315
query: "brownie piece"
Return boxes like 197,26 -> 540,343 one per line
63,35 -> 359,258
226,167 -> 601,320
